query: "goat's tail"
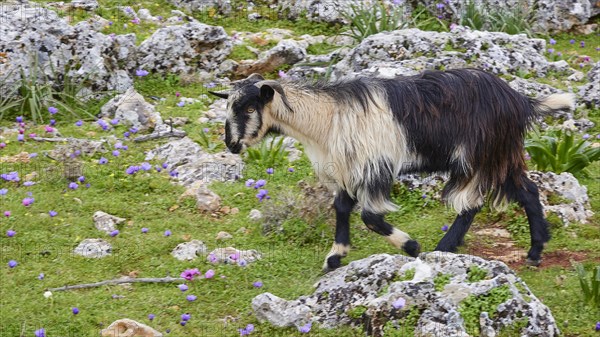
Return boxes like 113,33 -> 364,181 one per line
531,93 -> 576,116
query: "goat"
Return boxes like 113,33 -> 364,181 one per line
210,69 -> 575,272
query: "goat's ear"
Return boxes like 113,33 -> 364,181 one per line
208,90 -> 230,99
256,80 -> 293,112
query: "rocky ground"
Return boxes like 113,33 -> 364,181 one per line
0,0 -> 599,336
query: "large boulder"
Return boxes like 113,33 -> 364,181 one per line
0,3 -> 136,99
99,87 -> 163,131
137,22 -> 232,74
145,137 -> 244,187
578,61 -> 600,107
252,253 -> 559,336
331,27 -> 574,80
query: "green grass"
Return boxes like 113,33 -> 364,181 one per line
3,1 -> 600,336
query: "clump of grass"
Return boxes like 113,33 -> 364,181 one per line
458,285 -> 512,335
341,1 -> 409,43
459,0 -> 535,36
575,264 -> 600,308
467,265 -> 489,283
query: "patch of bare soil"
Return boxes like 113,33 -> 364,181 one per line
468,227 -> 598,270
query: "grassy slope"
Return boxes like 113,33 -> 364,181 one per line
1,1 -> 599,336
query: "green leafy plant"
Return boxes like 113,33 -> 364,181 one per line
245,136 -> 288,168
197,127 -> 222,152
0,53 -> 97,123
467,265 -> 489,283
458,285 -> 511,336
525,126 -> 600,176
434,273 -> 452,291
459,0 -> 535,36
575,264 -> 600,308
341,2 -> 408,43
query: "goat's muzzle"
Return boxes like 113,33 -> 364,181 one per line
227,141 -> 244,154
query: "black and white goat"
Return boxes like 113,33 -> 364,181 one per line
210,69 -> 574,272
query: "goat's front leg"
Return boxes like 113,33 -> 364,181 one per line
361,211 -> 421,257
323,190 -> 357,273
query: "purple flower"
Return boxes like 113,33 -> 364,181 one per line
549,38 -> 556,45
205,269 -> 215,279
0,188 -> 6,195
256,189 -> 269,202
392,297 -> 406,309
50,119 -> 56,126
595,322 -> 600,331
299,322 -> 312,333
547,48 -> 554,54
75,120 -> 83,126
49,210 -> 58,217
38,273 -> 45,280
164,230 -> 172,236
141,162 -> 152,171
162,163 -> 169,169
557,51 -> 562,57
109,230 -> 119,237
136,69 -> 149,77
580,41 -> 585,48
110,118 -> 119,125
141,227 -> 148,233
78,176 -> 85,183
525,152 -> 531,161
583,134 -> 590,140
45,126 -> 54,133
254,179 -> 266,189
175,91 -> 181,97
278,70 -> 288,78
68,182 -> 78,190
4,211 -> 11,217
23,181 -> 34,186
29,133 -> 37,138
8,260 -> 17,268
115,142 -> 124,150
124,131 -> 130,138
208,253 -> 218,263
203,128 -> 210,133
112,150 -> 120,157
181,313 -> 191,321
288,167 -> 294,172
238,324 -> 255,336
169,170 -> 179,177
266,168 -> 274,174
129,127 -> 138,134
178,284 -> 189,292
441,225 -> 449,232
22,197 -> 34,206
177,101 -> 185,107
155,166 -> 162,172
253,281 -> 263,288
17,134 -> 24,142
72,307 -> 79,314
246,324 -> 254,333
436,3 -> 444,9
16,116 -> 23,122
126,166 -> 139,175
180,321 -> 187,326
6,230 -> 16,237
181,268 -> 200,280
245,179 -> 255,187
392,0 -> 403,5
186,295 -> 197,302
569,39 -> 575,44
99,157 -> 108,164
148,313 -> 155,321
131,18 -> 140,24
580,63 -> 585,69
229,253 -> 240,261
204,82 -> 216,88
0,142 -> 5,148
238,259 -> 248,267
2,172 -> 19,182
34,328 -> 46,337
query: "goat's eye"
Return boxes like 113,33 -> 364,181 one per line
246,107 -> 256,113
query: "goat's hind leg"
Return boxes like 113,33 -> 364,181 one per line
435,207 -> 482,253
323,190 -> 357,273
361,211 -> 421,257
509,175 -> 551,266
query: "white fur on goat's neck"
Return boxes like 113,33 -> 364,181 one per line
262,83 -> 418,214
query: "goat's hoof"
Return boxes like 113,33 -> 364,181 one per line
403,240 -> 421,258
322,255 -> 342,273
525,258 -> 542,267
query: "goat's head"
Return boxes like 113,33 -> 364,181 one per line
209,73 -> 291,154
